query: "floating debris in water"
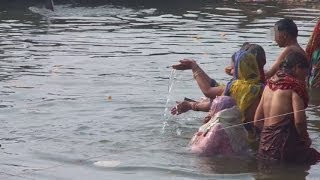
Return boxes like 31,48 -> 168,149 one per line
93,160 -> 121,167
256,9 -> 263,14
50,65 -> 63,73
192,35 -> 201,41
107,96 -> 112,100
220,32 -> 226,38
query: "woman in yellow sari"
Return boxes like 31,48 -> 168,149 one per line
224,48 -> 264,132
171,43 -> 265,135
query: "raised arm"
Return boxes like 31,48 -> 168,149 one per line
292,91 -> 311,146
192,64 -> 225,98
172,59 -> 211,84
172,59 -> 224,98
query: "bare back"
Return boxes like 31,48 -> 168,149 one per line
261,86 -> 293,126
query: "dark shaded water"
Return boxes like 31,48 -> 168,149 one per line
0,1 -> 320,179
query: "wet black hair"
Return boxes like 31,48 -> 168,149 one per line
275,18 -> 298,38
231,42 -> 251,62
231,42 -> 266,68
247,44 -> 266,67
280,52 -> 309,74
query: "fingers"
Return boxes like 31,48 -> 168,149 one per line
172,64 -> 186,70
171,59 -> 197,70
171,107 -> 177,115
171,102 -> 182,115
171,64 -> 180,69
171,103 -> 180,115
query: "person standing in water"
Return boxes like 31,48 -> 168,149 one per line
254,52 -> 320,164
171,43 -> 266,140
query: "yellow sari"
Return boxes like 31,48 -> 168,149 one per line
224,50 -> 264,123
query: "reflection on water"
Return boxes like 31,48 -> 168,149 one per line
0,1 -> 320,180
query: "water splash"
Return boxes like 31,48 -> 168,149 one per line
28,6 -> 56,17
162,69 -> 177,133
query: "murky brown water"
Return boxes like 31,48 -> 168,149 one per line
0,1 -> 320,179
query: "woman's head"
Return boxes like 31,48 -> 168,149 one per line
232,50 -> 260,81
247,44 -> 266,68
280,52 -> 309,80
229,43 -> 266,83
208,96 -> 236,116
232,43 -> 266,68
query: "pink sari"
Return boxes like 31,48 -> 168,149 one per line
190,105 -> 249,156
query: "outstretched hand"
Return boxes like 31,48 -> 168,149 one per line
171,101 -> 192,115
172,59 -> 197,70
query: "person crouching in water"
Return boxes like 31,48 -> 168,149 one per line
190,96 -> 249,156
254,52 -> 320,164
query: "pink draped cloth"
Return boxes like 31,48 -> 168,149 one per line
190,106 -> 249,156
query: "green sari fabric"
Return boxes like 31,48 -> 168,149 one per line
308,48 -> 320,88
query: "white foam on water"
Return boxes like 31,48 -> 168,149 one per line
93,160 -> 121,167
28,6 -> 55,17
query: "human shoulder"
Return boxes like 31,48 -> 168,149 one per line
283,44 -> 306,56
276,45 -> 305,63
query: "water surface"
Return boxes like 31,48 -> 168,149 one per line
0,1 -> 320,179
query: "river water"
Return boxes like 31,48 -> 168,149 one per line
0,1 -> 320,179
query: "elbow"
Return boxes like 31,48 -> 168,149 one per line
203,90 -> 215,99
265,71 -> 271,79
253,120 -> 258,128
254,121 -> 262,129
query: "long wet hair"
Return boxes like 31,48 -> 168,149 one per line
279,52 -> 309,75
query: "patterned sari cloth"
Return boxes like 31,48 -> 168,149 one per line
308,48 -> 320,88
189,96 -> 249,156
258,72 -> 320,164
224,50 -> 264,123
306,19 -> 320,88
190,107 -> 249,156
